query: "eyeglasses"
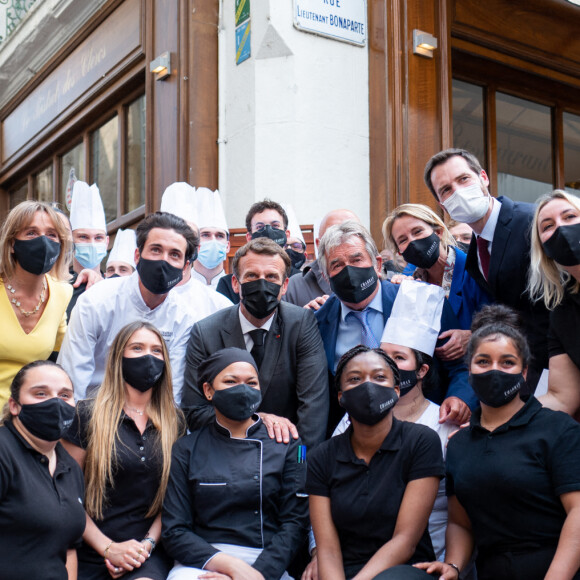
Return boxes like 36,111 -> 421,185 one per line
285,242 -> 305,252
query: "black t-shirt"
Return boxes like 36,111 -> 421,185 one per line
0,421 -> 86,580
446,396 -> 580,560
306,418 -> 444,577
548,287 -> 580,370
63,400 -> 164,561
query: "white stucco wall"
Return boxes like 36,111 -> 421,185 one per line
219,0 -> 370,231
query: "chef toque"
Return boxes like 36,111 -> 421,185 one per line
70,181 -> 107,232
381,279 -> 445,356
195,187 -> 228,232
282,204 -> 305,245
160,182 -> 198,225
106,229 -> 137,269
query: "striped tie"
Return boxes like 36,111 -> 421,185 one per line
348,309 -> 379,349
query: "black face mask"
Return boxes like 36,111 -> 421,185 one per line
240,279 -> 281,319
401,233 -> 441,269
251,225 -> 287,248
330,265 -> 378,304
542,223 -> 580,267
286,248 -> 306,270
18,398 -> 75,441
340,382 -> 398,425
469,370 -> 524,408
398,369 -> 419,397
122,355 -> 165,392
212,383 -> 262,421
13,236 -> 61,276
455,241 -> 471,254
136,257 -> 183,294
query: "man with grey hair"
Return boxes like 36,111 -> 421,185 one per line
283,208 -> 361,307
315,221 -> 475,431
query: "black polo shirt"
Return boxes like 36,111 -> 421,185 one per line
548,287 -> 580,370
63,400 -> 163,562
446,396 -> 580,557
0,421 -> 85,580
306,418 -> 444,577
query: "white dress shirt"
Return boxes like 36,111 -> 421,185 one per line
58,272 -> 230,404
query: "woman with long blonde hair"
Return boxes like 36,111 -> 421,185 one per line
63,320 -> 185,580
527,189 -> 580,416
0,200 -> 73,407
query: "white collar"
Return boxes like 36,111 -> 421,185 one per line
339,284 -> 384,322
480,197 -> 502,243
238,305 -> 276,334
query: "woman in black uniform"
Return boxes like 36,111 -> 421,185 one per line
162,347 -> 309,580
62,321 -> 184,580
415,304 -> 580,580
528,189 -> 580,415
306,345 -> 444,580
0,360 -> 85,580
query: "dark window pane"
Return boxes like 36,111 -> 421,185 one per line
496,92 -> 552,203
61,142 -> 85,214
91,115 -> 119,223
564,112 -> 580,195
126,95 -> 146,213
35,165 -> 53,203
10,182 -> 28,209
453,79 -> 485,164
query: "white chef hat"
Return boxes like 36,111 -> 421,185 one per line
381,279 -> 445,356
282,204 -> 305,245
106,229 -> 137,269
160,182 -> 198,225
70,181 -> 107,232
195,187 -> 228,233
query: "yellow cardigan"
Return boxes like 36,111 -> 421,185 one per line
0,275 -> 72,407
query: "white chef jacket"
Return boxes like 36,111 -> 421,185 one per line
57,272 -> 231,404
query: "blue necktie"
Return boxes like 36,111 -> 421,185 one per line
348,308 -> 379,349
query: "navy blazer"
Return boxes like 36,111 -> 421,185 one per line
314,280 -> 477,409
465,196 -> 549,370
448,248 -> 492,330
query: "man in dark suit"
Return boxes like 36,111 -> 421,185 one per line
424,148 -> 550,390
314,221 -> 475,431
182,237 -> 329,448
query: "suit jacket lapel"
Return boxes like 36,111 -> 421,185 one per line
220,306 -> 247,349
258,311 -> 283,398
488,198 -> 513,292
465,236 -> 491,295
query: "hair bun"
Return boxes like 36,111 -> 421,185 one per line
471,304 -> 523,334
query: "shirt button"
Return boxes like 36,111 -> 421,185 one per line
254,510 -> 259,515
40,457 -> 47,463
142,436 -> 147,441
141,457 -> 146,462
253,475 -> 259,480
139,446 -> 144,451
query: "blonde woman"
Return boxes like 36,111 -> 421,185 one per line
63,321 -> 185,580
0,201 -> 73,406
383,204 -> 491,361
528,189 -> 580,416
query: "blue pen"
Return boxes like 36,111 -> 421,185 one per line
298,445 -> 307,463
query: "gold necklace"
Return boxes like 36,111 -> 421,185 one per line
6,278 -> 47,317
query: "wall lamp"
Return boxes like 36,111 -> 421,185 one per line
412,30 -> 438,58
149,52 -> 171,81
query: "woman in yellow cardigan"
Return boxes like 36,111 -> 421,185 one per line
0,201 -> 73,406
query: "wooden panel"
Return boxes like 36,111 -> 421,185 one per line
187,0 -> 219,189
368,0 -> 448,245
148,0 -> 181,211
2,0 -> 142,163
452,0 -> 580,76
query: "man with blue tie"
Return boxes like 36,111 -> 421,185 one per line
315,221 -> 475,432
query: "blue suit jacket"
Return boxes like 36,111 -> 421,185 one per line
315,280 -> 477,409
448,248 -> 492,330
465,196 -> 549,370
